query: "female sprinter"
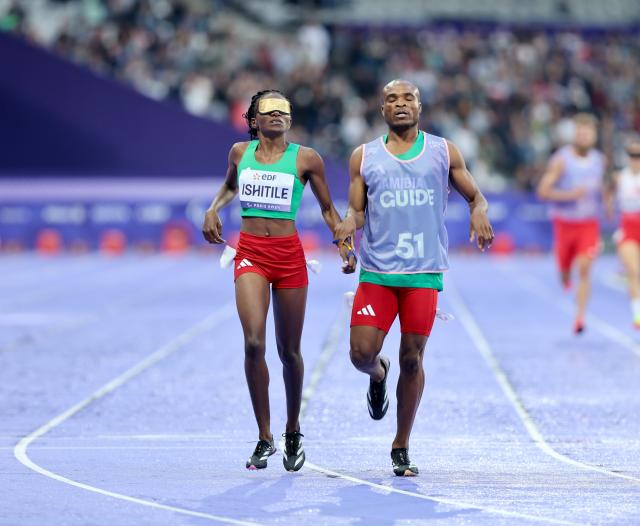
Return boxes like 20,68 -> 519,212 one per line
202,90 -> 342,471
613,136 -> 640,327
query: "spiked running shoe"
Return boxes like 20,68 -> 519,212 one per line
391,448 -> 419,477
246,438 -> 276,470
282,431 -> 305,472
367,356 -> 390,420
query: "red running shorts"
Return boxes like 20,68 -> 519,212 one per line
350,282 -> 438,336
619,213 -> 640,245
233,231 -> 308,289
552,218 -> 600,272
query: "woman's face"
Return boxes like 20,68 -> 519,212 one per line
252,93 -> 292,137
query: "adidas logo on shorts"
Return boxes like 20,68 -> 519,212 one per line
236,259 -> 253,270
357,304 -> 376,317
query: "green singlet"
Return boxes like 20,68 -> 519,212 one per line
237,140 -> 305,221
359,130 -> 443,291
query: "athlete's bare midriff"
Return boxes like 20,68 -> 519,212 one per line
241,216 -> 297,237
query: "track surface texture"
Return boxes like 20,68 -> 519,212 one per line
1,253 -> 639,526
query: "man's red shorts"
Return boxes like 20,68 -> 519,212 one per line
350,282 -> 438,336
552,218 -> 600,272
619,213 -> 640,245
233,231 -> 308,289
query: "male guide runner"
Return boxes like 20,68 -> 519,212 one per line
537,114 -> 606,333
335,79 -> 494,476
609,136 -> 640,327
202,90 -> 342,472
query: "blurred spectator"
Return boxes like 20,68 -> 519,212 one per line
0,1 -> 25,32
2,0 -> 640,191
298,16 -> 330,70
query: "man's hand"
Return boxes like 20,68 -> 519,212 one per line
202,210 -> 225,244
567,186 -> 588,201
338,242 -> 357,274
447,140 -> 494,252
334,216 -> 357,243
334,217 -> 357,273
469,208 -> 494,251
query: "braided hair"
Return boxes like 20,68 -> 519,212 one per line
242,89 -> 290,139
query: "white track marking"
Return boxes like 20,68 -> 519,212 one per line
7,446 -> 257,451
1,259 -> 194,354
300,304 -> 350,415
12,273 -> 630,526
299,306 -> 585,525
96,434 -> 225,440
446,278 -> 640,484
14,303 -> 264,526
502,262 -> 640,359
305,462 -> 581,526
279,299 -> 350,452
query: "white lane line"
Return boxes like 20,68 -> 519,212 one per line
300,305 -> 350,416
502,261 -> 640,360
446,277 -> 640,485
96,434 -> 225,440
0,259 -> 188,354
9,446 -> 259,451
299,300 -> 584,525
14,302 -> 263,526
278,299 -> 350,453
305,462 -> 581,526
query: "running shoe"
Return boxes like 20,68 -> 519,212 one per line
282,431 -> 305,472
367,356 -> 390,420
391,448 -> 419,477
246,438 -> 276,470
574,319 -> 585,334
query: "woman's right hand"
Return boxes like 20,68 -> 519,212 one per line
202,210 -> 225,244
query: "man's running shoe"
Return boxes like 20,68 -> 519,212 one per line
282,431 -> 305,472
391,448 -> 419,477
246,438 -> 276,470
367,356 -> 390,420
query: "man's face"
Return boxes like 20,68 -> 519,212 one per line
381,82 -> 421,129
574,123 -> 597,150
628,141 -> 640,168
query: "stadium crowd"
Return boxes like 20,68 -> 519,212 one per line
2,0 -> 640,190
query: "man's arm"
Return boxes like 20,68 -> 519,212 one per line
537,156 -> 586,202
447,140 -> 494,251
604,167 -> 618,220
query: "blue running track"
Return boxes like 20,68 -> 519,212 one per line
1,253 -> 639,525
